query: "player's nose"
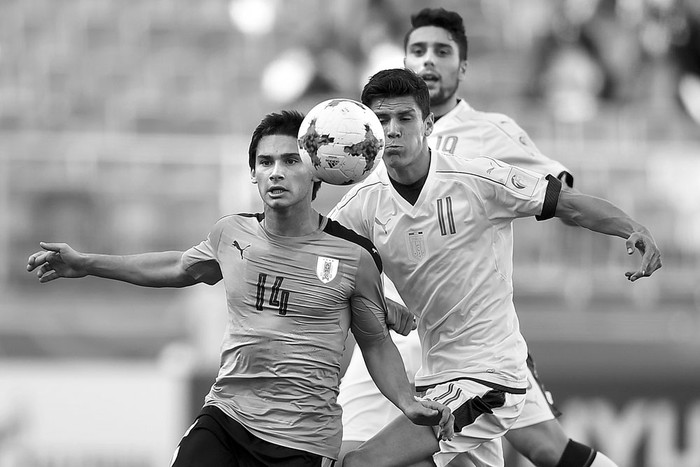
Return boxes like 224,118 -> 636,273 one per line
385,118 -> 401,137
269,160 -> 285,179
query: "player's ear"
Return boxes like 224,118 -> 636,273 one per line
423,112 -> 434,137
250,169 -> 257,184
458,60 -> 468,81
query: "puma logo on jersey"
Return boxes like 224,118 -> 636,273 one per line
232,240 -> 251,259
374,217 -> 390,234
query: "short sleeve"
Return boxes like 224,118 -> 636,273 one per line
468,157 -> 561,222
349,246 -> 390,345
182,221 -> 224,285
482,114 -> 574,186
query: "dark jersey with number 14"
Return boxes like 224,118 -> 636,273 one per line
182,213 -> 388,459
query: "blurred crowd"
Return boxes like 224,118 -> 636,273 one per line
524,0 -> 700,124
1,0 -> 698,135
259,0 -> 700,129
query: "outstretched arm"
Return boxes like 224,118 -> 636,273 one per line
27,242 -> 198,287
554,188 -> 662,281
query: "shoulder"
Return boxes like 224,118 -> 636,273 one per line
213,212 -> 262,230
436,103 -> 528,145
443,100 -> 517,127
208,212 -> 262,239
473,109 -> 525,135
456,108 -> 551,162
323,218 -> 382,273
333,166 -> 389,211
434,151 -> 497,175
434,154 -> 526,187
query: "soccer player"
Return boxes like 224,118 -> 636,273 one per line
336,7 -> 620,467
331,68 -> 661,467
26,110 -> 453,466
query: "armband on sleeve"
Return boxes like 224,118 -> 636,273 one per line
535,174 -> 562,221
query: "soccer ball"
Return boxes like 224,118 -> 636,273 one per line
298,98 -> 384,185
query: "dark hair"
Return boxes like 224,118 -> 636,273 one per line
248,110 -> 321,200
403,8 -> 468,62
361,68 -> 431,120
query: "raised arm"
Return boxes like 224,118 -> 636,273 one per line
27,241 -> 198,287
554,188 -> 662,281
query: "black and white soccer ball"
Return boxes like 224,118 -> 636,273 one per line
298,98 -> 385,185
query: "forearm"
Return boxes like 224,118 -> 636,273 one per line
556,189 -> 650,239
83,251 -> 196,287
358,335 -> 416,413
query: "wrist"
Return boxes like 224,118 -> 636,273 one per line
396,392 -> 419,413
80,252 -> 97,275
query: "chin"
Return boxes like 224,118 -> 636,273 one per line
430,93 -> 448,107
265,198 -> 289,209
383,153 -> 405,168
383,150 -> 402,161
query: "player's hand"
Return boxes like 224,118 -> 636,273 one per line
27,242 -> 87,282
385,298 -> 416,336
624,230 -> 662,282
402,399 -> 454,441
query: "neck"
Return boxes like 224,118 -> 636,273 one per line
386,145 -> 431,185
431,95 -> 459,119
262,206 -> 320,237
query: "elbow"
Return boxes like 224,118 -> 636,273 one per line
199,277 -> 218,286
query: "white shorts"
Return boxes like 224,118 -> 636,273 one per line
338,333 -> 559,442
423,379 -> 526,467
338,331 -> 422,441
510,354 -> 560,429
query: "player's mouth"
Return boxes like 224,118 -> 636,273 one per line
419,71 -> 440,84
268,187 -> 287,196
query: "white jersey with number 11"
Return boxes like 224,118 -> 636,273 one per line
329,151 -> 561,392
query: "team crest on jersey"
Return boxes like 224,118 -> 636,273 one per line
316,256 -> 339,283
406,231 -> 426,262
507,167 -> 538,196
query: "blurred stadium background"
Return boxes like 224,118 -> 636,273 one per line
1,0 -> 699,465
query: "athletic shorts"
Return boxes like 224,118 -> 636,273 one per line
338,331 -> 421,442
420,379 -> 526,467
339,332 -> 560,441
170,406 -> 335,467
511,353 -> 562,429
